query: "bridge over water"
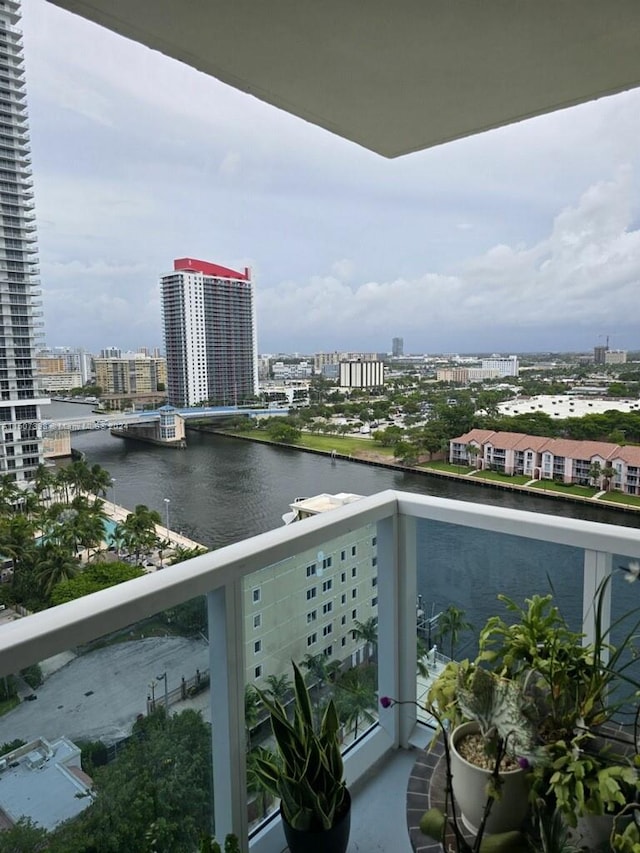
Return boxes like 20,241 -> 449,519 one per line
44,404 -> 288,432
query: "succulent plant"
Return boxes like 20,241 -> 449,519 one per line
253,661 -> 347,831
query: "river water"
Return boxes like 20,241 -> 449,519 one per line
46,401 -> 640,657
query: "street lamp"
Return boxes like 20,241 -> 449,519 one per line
163,498 -> 170,532
157,671 -> 168,712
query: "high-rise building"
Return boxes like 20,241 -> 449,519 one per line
392,336 -> 404,357
161,258 -> 258,407
594,345 -> 608,365
481,355 -> 519,377
94,352 -> 167,396
0,1 -> 47,482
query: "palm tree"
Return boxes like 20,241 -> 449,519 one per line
335,672 -> 376,741
244,685 -> 260,750
601,464 -> 616,492
417,635 -> 429,678
36,543 -> 80,598
88,463 -> 112,498
437,604 -> 472,660
588,461 -> 602,488
300,652 -> 331,711
352,617 -> 378,665
264,673 -> 292,706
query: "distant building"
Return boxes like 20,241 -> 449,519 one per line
314,351 -> 377,374
100,346 -> 122,359
481,355 -> 519,377
605,349 -> 627,365
593,345 -> 608,365
392,337 -> 404,357
339,360 -> 385,389
450,428 -> 640,494
245,493 -> 378,686
94,353 -> 167,396
0,736 -> 93,831
271,360 -> 313,380
161,258 -> 258,406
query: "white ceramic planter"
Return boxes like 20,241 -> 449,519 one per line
450,721 -> 530,835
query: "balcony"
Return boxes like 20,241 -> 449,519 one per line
0,491 -> 638,851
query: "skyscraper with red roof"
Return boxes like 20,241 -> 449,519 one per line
161,258 -> 258,406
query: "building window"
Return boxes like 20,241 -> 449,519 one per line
323,645 -> 333,658
341,593 -> 346,605
351,567 -> 357,578
307,610 -> 317,623
352,609 -> 357,619
252,588 -> 261,604
306,587 -> 317,600
372,536 -> 377,546
254,640 -> 262,654
372,577 -> 377,587
323,601 -> 333,615
254,665 -> 262,678
307,632 -> 317,646
306,563 -> 316,577
322,579 -> 333,593
341,637 -> 346,647
372,556 -> 377,567
341,615 -> 346,625
323,556 -> 333,569
341,572 -> 346,583
323,623 -> 333,637
352,589 -> 357,599
351,545 -> 357,556
253,613 -> 262,629
372,596 -> 378,607
341,550 -> 346,561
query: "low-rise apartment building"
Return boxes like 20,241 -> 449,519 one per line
243,493 -> 378,687
450,429 -> 640,494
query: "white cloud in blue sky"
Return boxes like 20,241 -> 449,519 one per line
23,1 -> 640,355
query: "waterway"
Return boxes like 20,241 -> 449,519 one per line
46,401 -> 640,657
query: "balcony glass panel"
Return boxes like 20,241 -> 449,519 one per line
242,524 -> 379,832
0,597 -> 215,851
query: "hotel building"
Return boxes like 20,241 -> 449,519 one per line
161,258 -> 258,407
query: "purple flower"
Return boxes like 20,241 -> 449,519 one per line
380,696 -> 394,709
517,757 -> 530,770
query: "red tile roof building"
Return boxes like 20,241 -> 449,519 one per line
450,429 -> 640,494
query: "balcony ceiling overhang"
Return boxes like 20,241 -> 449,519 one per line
47,0 -> 640,158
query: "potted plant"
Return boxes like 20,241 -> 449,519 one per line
254,661 -> 351,853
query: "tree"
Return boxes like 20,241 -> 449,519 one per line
0,817 -> 48,852
393,440 -> 418,467
601,464 -> 617,491
50,709 -> 212,853
334,671 -> 376,740
266,420 -> 301,444
352,617 -> 378,664
437,604 -> 472,659
264,672 -> 292,706
244,685 -> 260,749
51,561 -> 144,605
588,461 -> 602,487
466,443 -> 480,469
36,543 -> 80,598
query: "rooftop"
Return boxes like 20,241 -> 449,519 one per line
0,737 -> 93,831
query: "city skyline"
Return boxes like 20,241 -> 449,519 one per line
23,1 -> 640,356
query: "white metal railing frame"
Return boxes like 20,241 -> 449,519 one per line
0,489 -> 639,852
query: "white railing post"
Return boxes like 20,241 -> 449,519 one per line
583,549 -> 612,662
208,582 -> 248,850
377,509 -> 417,747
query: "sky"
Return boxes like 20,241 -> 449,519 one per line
21,1 -> 640,356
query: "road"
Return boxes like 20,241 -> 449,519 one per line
0,636 -> 210,746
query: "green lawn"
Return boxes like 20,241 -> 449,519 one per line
471,471 -> 532,485
527,481 -> 598,498
220,429 -> 396,458
598,491 -> 640,508
0,695 -> 19,717
420,461 -> 473,474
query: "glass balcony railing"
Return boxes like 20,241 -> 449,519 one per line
0,491 -> 638,852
